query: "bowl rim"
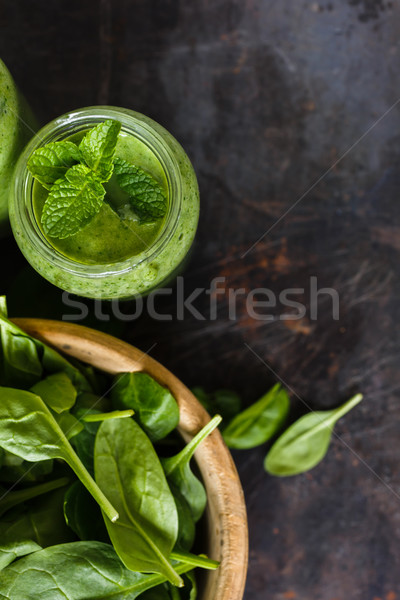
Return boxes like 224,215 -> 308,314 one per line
13,318 -> 249,600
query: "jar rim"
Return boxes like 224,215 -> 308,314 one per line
11,106 -> 183,278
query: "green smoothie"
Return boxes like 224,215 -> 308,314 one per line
0,59 -> 36,235
32,131 -> 167,265
9,107 -> 200,300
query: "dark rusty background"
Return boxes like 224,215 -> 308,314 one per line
1,1 -> 400,598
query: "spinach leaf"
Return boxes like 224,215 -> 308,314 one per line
0,302 -> 91,392
222,384 -> 290,449
155,572 -> 197,600
41,343 -> 91,392
0,387 -> 118,523
73,364 -> 110,397
75,390 -> 110,413
0,542 -> 195,599
169,585 -> 181,600
94,418 -> 182,587
0,328 -> 42,389
54,412 -> 84,440
141,584 -> 171,599
0,539 -> 41,572
31,372 -> 77,413
192,387 -> 241,424
71,407 -> 102,475
0,450 -> 53,484
265,394 -> 363,476
212,389 -> 241,423
0,297 -> 7,317
137,553 -> 216,598
0,476 -> 69,517
71,408 -> 132,465
0,487 -> 75,550
162,415 -> 222,522
63,481 -> 109,542
181,571 -> 197,600
111,372 -> 179,441
170,483 -> 196,551
0,298 -> 42,390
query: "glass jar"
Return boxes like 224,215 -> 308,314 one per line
9,106 -> 200,299
0,59 -> 37,236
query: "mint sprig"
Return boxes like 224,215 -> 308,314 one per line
27,141 -> 82,190
28,119 -> 168,240
79,120 -> 121,183
113,157 -> 167,224
41,165 -> 105,239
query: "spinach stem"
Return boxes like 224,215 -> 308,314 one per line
163,415 -> 222,476
68,451 -> 119,523
82,409 -> 134,423
170,550 -> 219,570
0,476 -> 70,517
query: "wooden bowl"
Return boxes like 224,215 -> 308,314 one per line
14,319 -> 248,600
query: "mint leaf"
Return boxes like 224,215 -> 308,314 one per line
113,157 -> 167,223
27,142 -> 82,190
79,120 -> 121,182
41,164 -> 105,239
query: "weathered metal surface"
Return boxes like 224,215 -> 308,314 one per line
1,1 -> 400,598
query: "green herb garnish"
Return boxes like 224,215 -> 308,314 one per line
27,119 -> 168,240
40,164 -> 106,239
114,157 -> 168,223
27,141 -> 82,190
78,119 -> 121,182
